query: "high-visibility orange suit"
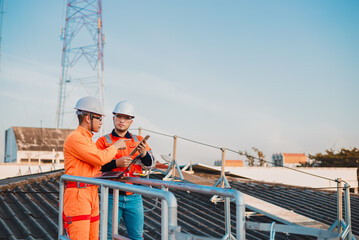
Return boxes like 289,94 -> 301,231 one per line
63,126 -> 118,240
96,130 -> 154,239
96,132 -> 153,178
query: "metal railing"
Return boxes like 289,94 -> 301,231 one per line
58,175 -> 178,240
58,174 -> 247,240
137,127 -> 356,238
328,179 -> 355,240
120,177 -> 246,240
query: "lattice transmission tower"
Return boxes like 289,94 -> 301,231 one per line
56,0 -> 105,131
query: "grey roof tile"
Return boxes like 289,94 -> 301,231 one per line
0,170 -> 357,239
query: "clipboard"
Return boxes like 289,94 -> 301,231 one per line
129,135 -> 150,156
95,135 -> 150,179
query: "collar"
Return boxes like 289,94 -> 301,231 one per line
78,125 -> 94,138
111,129 -> 132,139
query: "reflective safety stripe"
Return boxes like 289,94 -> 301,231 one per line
104,134 -> 112,144
91,215 -> 100,222
64,214 -> 91,224
66,182 -> 94,188
132,134 -> 139,142
104,133 -> 139,143
62,213 -> 99,235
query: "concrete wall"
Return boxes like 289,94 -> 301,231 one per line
214,166 -> 358,191
0,164 -> 64,180
16,150 -> 64,164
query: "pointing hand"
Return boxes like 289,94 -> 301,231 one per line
113,139 -> 130,149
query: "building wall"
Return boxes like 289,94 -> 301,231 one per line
272,153 -> 307,167
16,150 -> 64,164
283,153 -> 307,164
3,126 -> 73,164
214,160 -> 244,167
0,163 -> 64,180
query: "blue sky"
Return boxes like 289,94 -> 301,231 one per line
0,1 -> 358,165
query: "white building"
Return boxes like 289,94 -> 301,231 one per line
272,153 -> 308,167
192,163 -> 358,193
4,127 -> 73,164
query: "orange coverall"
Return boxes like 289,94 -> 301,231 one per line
96,132 -> 152,178
63,126 -> 118,240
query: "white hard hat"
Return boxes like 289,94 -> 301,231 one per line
75,96 -> 105,116
112,101 -> 135,118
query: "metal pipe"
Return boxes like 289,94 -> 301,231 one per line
172,135 -> 177,178
224,197 -> 231,237
221,148 -> 226,188
269,222 -> 276,240
100,185 -> 108,240
113,189 -> 119,237
58,179 -> 65,239
162,198 -> 168,240
234,190 -> 246,240
161,185 -> 169,240
337,178 -> 343,234
344,184 -> 352,240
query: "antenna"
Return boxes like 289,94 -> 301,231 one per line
56,0 -> 105,134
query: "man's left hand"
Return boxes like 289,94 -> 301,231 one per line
138,140 -> 147,157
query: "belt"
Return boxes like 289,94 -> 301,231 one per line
109,189 -> 133,195
66,182 -> 94,188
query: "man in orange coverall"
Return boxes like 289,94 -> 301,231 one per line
63,96 -> 129,240
96,101 -> 155,239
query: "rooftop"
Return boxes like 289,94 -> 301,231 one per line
0,169 -> 357,239
10,127 -> 73,152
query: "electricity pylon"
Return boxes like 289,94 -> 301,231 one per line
56,0 -> 105,132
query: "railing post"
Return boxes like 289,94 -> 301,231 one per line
100,185 -> 109,240
221,147 -> 226,188
138,127 -> 142,136
344,184 -> 352,240
235,191 -> 246,240
224,196 -> 232,239
172,135 -> 177,178
337,178 -> 343,234
112,189 -> 119,237
58,180 -> 65,239
270,222 -> 276,240
162,198 -> 168,240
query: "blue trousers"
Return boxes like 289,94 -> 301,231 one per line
107,193 -> 144,240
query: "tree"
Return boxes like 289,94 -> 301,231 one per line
239,147 -> 266,167
307,147 -> 359,167
252,147 -> 266,166
245,151 -> 255,167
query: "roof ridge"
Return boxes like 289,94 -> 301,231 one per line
0,170 -> 64,190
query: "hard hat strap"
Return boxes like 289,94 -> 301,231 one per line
90,113 -> 94,132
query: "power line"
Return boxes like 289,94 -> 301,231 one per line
138,127 -> 345,185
